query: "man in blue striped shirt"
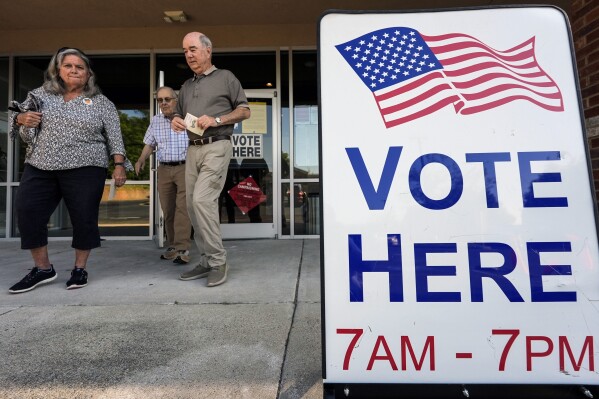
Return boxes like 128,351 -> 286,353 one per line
135,86 -> 192,264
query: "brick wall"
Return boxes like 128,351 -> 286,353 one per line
572,0 -> 599,204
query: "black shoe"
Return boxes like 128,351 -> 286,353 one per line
9,265 -> 57,294
66,268 -> 88,290
173,250 -> 190,264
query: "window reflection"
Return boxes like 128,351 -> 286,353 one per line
88,55 -> 150,183
90,55 -> 150,236
293,52 -> 318,179
281,50 -> 320,236
282,182 -> 290,236
99,183 -> 150,236
281,51 -> 290,180
157,52 -> 276,91
118,110 -> 150,180
282,182 -> 321,236
0,187 -> 5,238
13,56 -> 48,182
289,182 -> 320,235
294,105 -> 319,177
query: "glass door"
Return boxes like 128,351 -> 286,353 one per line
220,89 -> 278,239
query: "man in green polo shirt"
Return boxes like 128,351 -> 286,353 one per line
171,32 -> 251,287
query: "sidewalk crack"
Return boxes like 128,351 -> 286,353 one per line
0,308 -> 18,317
276,239 -> 304,398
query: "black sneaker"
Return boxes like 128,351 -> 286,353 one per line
173,250 -> 190,264
8,265 -> 57,294
66,268 -> 88,290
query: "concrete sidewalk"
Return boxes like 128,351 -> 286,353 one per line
0,239 -> 322,399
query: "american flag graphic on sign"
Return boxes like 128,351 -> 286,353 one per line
335,27 -> 564,128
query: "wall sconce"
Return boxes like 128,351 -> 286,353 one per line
163,11 -> 187,23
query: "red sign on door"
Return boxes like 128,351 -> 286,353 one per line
228,176 -> 266,214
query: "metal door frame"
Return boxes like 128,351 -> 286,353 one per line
153,71 -> 165,247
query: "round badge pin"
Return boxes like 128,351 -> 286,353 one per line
83,98 -> 93,105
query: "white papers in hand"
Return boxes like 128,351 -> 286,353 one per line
184,113 -> 205,136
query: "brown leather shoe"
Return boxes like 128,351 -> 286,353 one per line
160,247 -> 177,260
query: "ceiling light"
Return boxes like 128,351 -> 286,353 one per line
163,11 -> 187,23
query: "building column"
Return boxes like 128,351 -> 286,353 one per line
572,0 -> 599,208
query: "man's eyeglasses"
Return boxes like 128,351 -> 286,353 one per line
157,97 -> 175,104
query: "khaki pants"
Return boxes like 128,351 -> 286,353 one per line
185,140 -> 232,268
157,163 -> 191,251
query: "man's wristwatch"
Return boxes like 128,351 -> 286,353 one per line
215,116 -> 222,125
114,162 -> 125,167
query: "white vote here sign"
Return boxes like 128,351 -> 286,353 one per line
320,6 -> 599,385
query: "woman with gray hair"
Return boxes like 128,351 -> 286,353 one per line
8,47 -> 132,294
